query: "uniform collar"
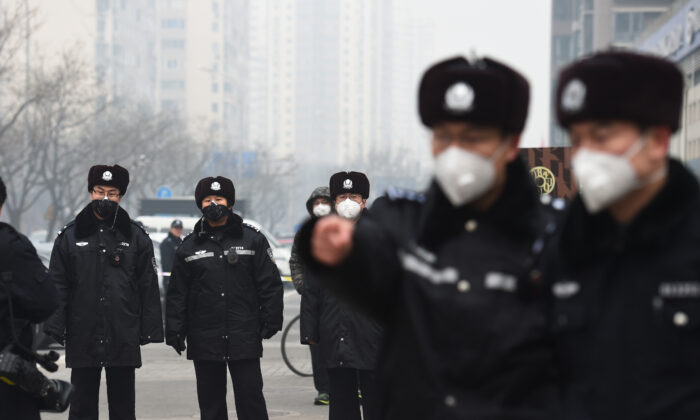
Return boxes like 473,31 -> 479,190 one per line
193,212 -> 243,243
559,158 -> 700,265
75,203 -> 132,240
416,157 -> 541,250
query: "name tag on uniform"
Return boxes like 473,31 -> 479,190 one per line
185,251 -> 214,262
225,249 -> 255,256
398,250 -> 458,284
484,272 -> 517,292
552,281 -> 580,299
76,242 -> 89,247
659,282 -> 700,298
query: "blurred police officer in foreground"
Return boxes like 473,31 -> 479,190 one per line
289,186 -> 332,405
0,176 -> 59,420
300,172 -> 382,420
549,51 -> 697,419
160,219 -> 183,292
43,165 -> 163,420
296,57 -> 558,419
166,176 -> 283,420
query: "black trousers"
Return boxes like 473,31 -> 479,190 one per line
309,344 -> 329,393
194,358 -> 269,420
68,366 -> 135,420
0,381 -> 41,420
327,367 -> 379,420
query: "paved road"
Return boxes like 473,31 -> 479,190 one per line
43,289 -> 329,419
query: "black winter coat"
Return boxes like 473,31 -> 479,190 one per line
0,223 -> 58,420
165,214 -> 283,361
160,232 -> 182,274
297,158 -> 559,420
43,205 -> 164,368
0,223 -> 57,350
547,158 -> 700,420
300,244 -> 383,370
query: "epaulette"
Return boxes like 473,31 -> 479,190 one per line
56,221 -> 75,237
243,222 -> 261,233
130,220 -> 149,235
181,231 -> 195,241
385,187 -> 425,203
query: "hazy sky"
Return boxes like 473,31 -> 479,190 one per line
424,0 -> 553,148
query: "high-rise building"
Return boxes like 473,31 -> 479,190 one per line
636,0 -> 700,176
550,0 -> 673,146
156,0 -> 248,147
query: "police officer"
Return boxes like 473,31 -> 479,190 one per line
160,219 -> 183,298
166,176 -> 283,420
43,165 -> 164,420
549,51 -> 697,419
289,186 -> 332,405
295,57 -> 558,419
0,176 -> 59,420
300,172 -> 382,420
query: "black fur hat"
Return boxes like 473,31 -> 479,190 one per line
330,171 -> 370,201
88,165 -> 130,195
195,176 -> 235,209
556,50 -> 684,132
418,56 -> 530,134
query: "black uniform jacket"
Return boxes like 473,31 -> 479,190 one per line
547,158 -> 700,420
43,204 -> 164,368
165,213 -> 283,361
297,158 -> 559,420
0,222 -> 58,350
160,232 -> 182,274
300,211 -> 383,371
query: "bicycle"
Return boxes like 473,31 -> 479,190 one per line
280,313 -> 313,377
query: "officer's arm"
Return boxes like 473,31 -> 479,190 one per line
136,233 -> 164,344
5,231 -> 58,323
299,272 -> 320,344
289,233 -> 305,294
166,249 -> 191,344
44,234 -> 71,340
253,234 -> 284,337
297,211 -> 402,322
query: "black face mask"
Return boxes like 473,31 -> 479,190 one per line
91,198 -> 118,220
202,202 -> 227,222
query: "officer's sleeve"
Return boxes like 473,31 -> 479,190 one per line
299,272 -> 320,344
252,234 -> 284,335
135,233 -> 164,343
166,248 -> 191,344
289,232 -> 305,295
296,208 -> 402,323
44,233 -> 71,338
4,231 -> 57,323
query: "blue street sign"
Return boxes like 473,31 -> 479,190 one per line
157,187 -> 173,199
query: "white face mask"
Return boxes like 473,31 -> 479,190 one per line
434,144 -> 507,207
312,203 -> 331,217
336,198 -> 362,220
571,139 -> 647,214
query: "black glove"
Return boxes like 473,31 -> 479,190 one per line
45,331 -> 65,346
167,334 -> 186,355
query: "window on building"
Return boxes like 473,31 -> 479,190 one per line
212,103 -> 219,113
614,11 -> 662,44
162,19 -> 185,29
162,39 -> 185,49
161,80 -> 185,90
161,99 -> 178,110
167,0 -> 186,8
212,83 -> 219,93
212,22 -> 219,32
